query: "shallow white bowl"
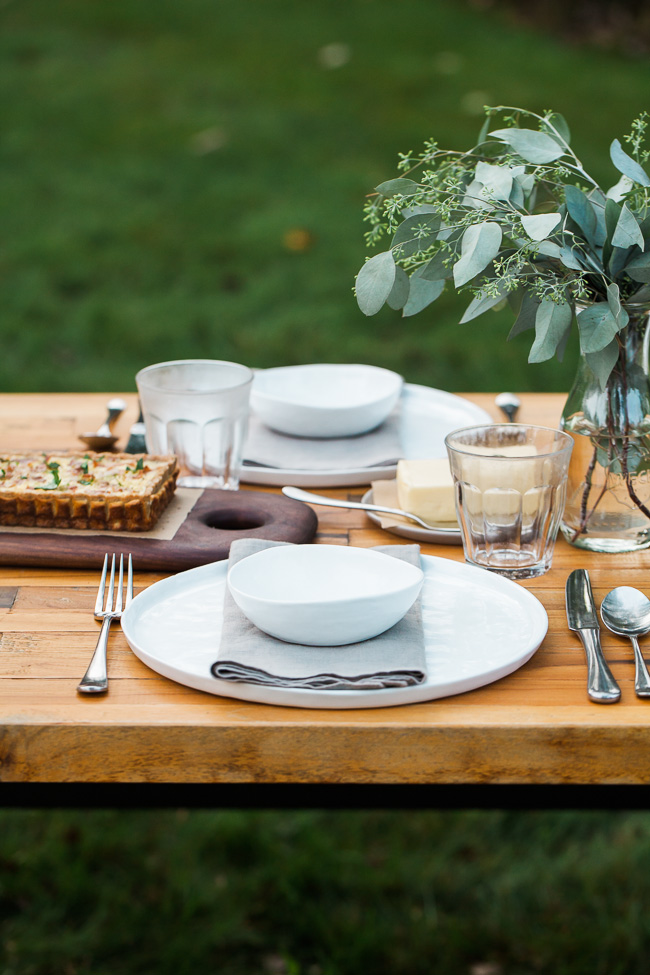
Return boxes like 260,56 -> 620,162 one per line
227,544 -> 423,646
250,363 -> 403,438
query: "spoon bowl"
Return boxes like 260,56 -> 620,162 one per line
79,398 -> 127,451
600,586 -> 650,698
495,392 -> 521,423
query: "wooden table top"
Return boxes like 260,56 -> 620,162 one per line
2,391 -> 650,799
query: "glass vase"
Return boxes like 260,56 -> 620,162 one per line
560,312 -> 650,552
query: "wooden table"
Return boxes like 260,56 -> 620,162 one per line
2,392 -> 650,807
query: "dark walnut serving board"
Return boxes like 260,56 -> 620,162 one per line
0,489 -> 318,571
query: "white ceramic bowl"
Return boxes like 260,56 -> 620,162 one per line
250,363 -> 403,438
227,544 -> 423,646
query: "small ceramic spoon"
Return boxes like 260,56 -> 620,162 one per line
600,586 -> 650,698
78,398 -> 127,451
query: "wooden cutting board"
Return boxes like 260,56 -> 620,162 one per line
0,489 -> 318,571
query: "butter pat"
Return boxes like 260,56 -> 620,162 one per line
396,458 -> 456,524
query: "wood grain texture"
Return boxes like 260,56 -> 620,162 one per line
3,391 -> 650,786
0,489 -> 317,570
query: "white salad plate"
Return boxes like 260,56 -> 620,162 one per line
361,489 -> 462,545
121,555 -> 548,710
241,382 -> 492,487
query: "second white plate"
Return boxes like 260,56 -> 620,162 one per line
241,383 -> 491,487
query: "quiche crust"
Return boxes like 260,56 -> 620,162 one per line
0,452 -> 179,531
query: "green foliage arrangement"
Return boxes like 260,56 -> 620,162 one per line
355,106 -> 650,390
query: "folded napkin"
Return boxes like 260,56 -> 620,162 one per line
243,409 -> 402,471
211,537 -> 426,690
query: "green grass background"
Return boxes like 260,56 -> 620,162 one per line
3,808 -> 650,975
3,3 -> 650,973
2,0 -> 648,393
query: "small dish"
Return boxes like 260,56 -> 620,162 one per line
227,544 -> 423,646
362,489 -> 462,545
250,364 -> 403,438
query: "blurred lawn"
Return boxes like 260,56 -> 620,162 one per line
3,808 -> 650,975
1,0 -> 648,393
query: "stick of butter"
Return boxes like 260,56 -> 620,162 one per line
396,458 -> 456,523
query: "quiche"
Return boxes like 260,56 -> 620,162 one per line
0,451 -> 179,531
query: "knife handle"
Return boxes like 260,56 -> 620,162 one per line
578,629 -> 621,703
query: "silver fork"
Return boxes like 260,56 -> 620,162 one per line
77,553 -> 133,695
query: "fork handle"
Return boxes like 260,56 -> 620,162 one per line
77,616 -> 113,694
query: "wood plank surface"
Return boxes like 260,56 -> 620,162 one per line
2,391 -> 650,786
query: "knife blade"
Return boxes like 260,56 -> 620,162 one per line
125,405 -> 147,454
566,569 -> 621,703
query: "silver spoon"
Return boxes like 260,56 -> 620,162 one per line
78,398 -> 127,451
600,586 -> 650,698
495,392 -> 521,423
282,485 -> 446,530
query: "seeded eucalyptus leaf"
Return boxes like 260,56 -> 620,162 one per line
509,180 -> 525,210
610,246 -> 635,280
587,188 -> 608,246
585,339 -> 620,390
521,212 -> 561,241
542,113 -> 571,146
630,283 -> 650,303
459,287 -> 508,323
558,246 -> 585,271
606,282 -> 630,330
611,202 -> 645,250
386,266 -> 410,310
514,173 -> 536,196
477,116 -> 491,145
564,185 -> 598,246
463,178 -> 490,210
508,293 -> 540,339
355,251 -> 396,316
402,271 -> 445,317
610,138 -> 650,187
577,302 -> 620,353
535,240 -> 563,259
528,299 -> 572,362
607,173 -> 635,202
418,250 -> 454,281
489,127 -> 566,164
453,222 -> 503,287
626,250 -> 650,283
555,321 -> 572,362
375,178 -> 421,198
474,162 -> 513,201
401,204 -> 439,218
391,212 -> 441,257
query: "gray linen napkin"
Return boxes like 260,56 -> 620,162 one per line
243,409 -> 402,471
211,537 -> 426,690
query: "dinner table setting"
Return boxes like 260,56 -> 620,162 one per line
3,364 -> 650,809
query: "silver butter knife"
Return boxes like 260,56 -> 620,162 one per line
566,569 -> 621,703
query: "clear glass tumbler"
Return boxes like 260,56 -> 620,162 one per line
445,424 -> 573,579
136,359 -> 253,489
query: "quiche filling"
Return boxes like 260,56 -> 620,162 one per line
0,452 -> 179,531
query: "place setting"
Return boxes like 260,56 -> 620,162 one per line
113,361 -> 556,708
0,358 -> 575,710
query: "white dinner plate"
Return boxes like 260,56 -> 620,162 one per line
241,382 -> 491,487
361,489 -> 462,545
121,555 -> 547,710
